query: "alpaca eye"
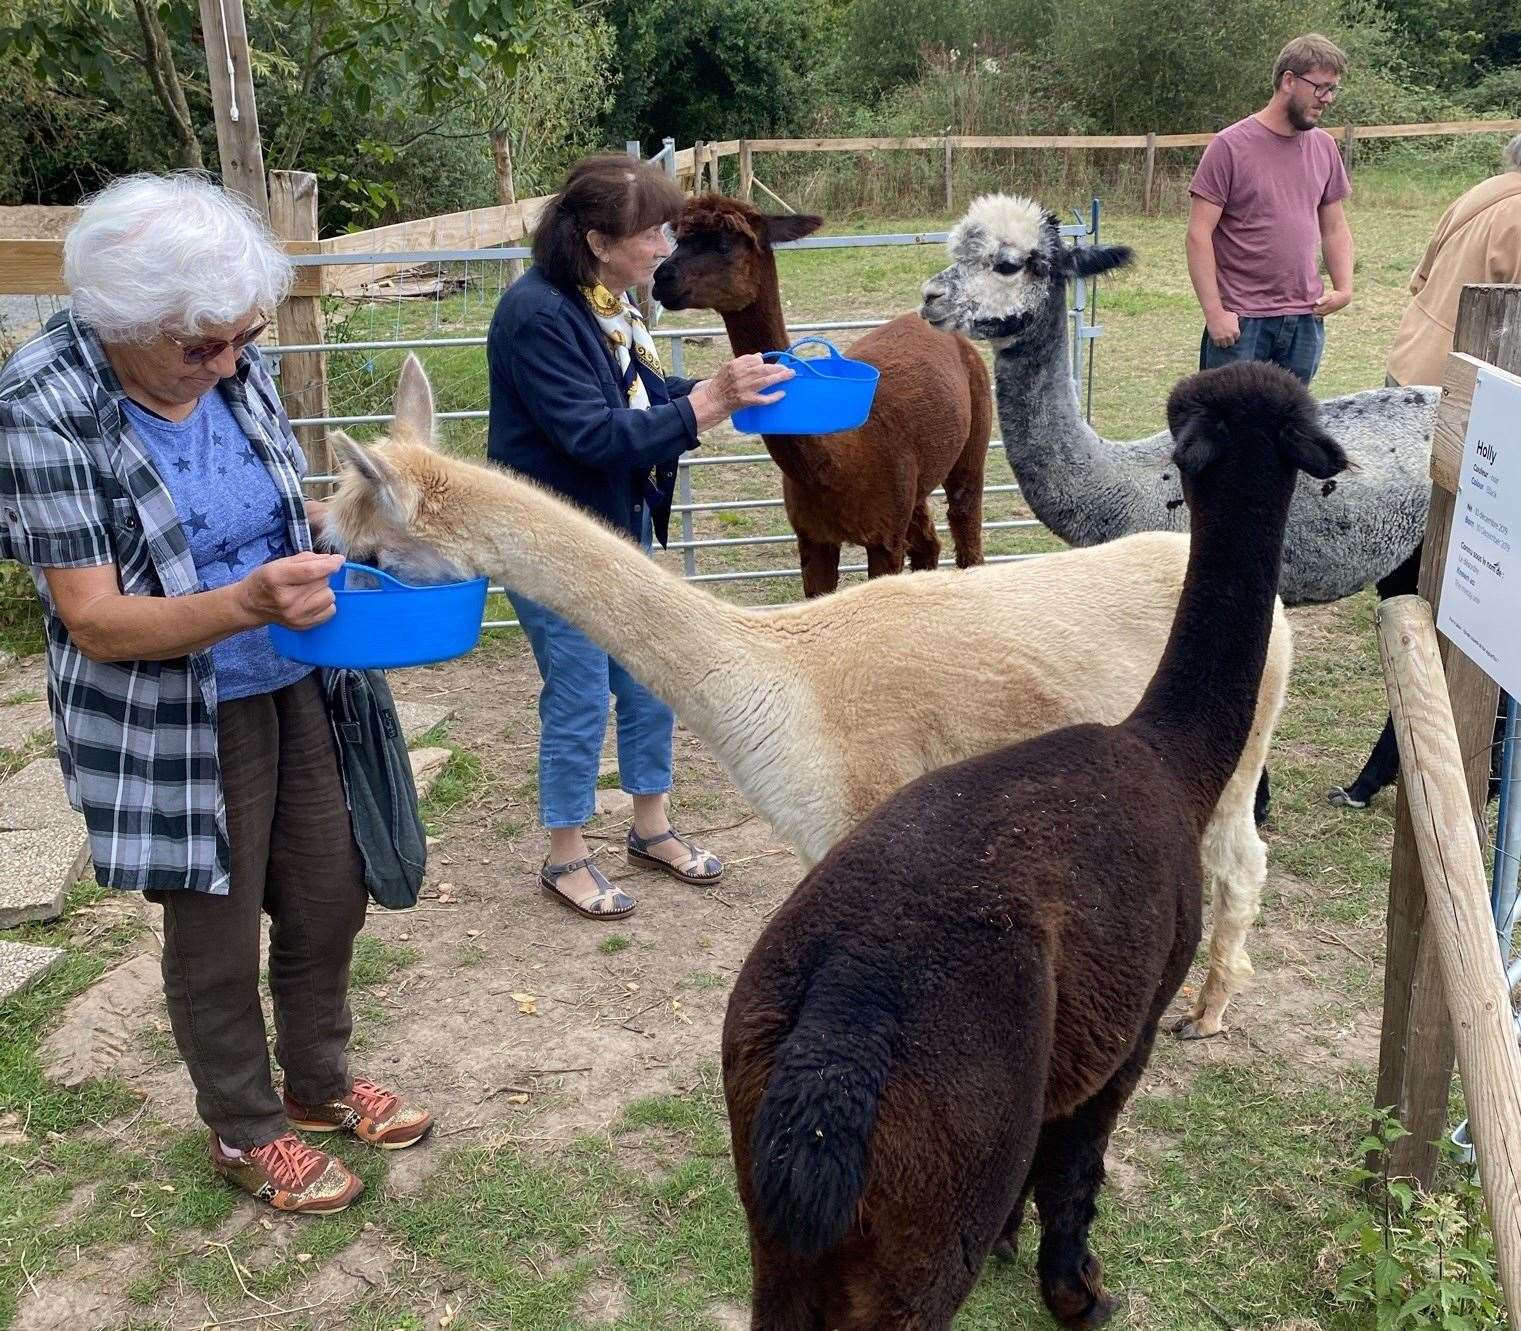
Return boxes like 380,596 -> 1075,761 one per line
992,258 -> 1023,276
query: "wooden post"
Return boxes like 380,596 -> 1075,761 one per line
943,134 -> 954,213
1378,595 -> 1521,1319
692,140 -> 706,192
1142,131 -> 1157,216
267,171 -> 331,486
198,0 -> 268,222
489,129 -> 525,283
739,139 -> 754,202
1374,284 -> 1521,1184
1343,122 -> 1358,174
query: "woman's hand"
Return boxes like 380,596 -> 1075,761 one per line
689,354 -> 794,431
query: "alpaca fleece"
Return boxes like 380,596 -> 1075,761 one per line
723,360 -> 1348,1330
653,194 -> 991,596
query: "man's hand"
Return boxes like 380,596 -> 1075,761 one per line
1206,309 -> 1241,349
1313,288 -> 1352,317
237,552 -> 344,629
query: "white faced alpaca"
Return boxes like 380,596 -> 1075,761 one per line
323,353 -> 476,586
920,194 -> 1133,347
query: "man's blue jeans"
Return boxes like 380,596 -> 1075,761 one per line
1199,313 -> 1325,384
506,519 -> 674,829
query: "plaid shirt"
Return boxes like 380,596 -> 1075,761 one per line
0,312 -> 313,894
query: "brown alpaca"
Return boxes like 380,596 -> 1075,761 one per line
652,195 -> 991,597
722,362 -> 1348,1330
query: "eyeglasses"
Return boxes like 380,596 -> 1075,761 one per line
1291,72 -> 1341,102
166,314 -> 269,366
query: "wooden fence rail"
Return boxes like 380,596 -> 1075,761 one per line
3,119 -> 1517,297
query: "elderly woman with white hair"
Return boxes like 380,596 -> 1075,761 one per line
1387,132 -> 1521,387
0,173 -> 431,1213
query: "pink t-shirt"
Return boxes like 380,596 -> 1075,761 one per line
1189,115 -> 1351,317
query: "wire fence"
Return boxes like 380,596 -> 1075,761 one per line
269,215 -> 1105,627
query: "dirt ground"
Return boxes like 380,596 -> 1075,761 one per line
8,619 -> 1387,1331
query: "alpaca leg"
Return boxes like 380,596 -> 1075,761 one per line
797,537 -> 842,598
751,1247 -> 824,1331
1330,546 -> 1423,808
991,1177 -> 1035,1261
866,543 -> 907,578
906,502 -> 941,572
1030,1036 -> 1157,1329
1173,802 -> 1265,1040
941,452 -> 986,569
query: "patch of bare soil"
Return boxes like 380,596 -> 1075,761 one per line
15,640 -> 1383,1330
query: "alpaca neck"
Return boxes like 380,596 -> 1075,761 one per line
996,301 -> 1130,547
718,261 -> 838,490
464,468 -> 775,731
1129,463 -> 1295,820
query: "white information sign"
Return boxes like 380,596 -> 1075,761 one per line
1437,362 -> 1521,699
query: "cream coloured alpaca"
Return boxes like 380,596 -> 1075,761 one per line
323,355 -> 1293,1037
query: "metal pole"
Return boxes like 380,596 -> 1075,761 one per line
670,339 -> 698,580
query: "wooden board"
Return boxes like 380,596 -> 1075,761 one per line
0,238 -> 323,298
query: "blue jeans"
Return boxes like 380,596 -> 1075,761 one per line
1199,313 -> 1325,385
506,518 -> 674,829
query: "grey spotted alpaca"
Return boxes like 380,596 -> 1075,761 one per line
921,194 -> 1439,809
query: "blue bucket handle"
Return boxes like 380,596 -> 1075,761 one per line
760,337 -> 847,379
337,561 -> 412,593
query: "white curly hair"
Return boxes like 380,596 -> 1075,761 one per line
63,172 -> 291,344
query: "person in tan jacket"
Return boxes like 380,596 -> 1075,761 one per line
1387,133 -> 1521,386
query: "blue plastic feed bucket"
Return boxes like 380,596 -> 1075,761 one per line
269,562 -> 489,669
731,336 -> 880,435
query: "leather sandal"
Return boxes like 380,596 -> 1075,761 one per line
626,827 -> 725,885
540,854 -> 636,920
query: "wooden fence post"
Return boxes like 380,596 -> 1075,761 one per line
1373,284 -> 1520,1185
739,139 -> 754,202
1143,131 -> 1157,215
1343,121 -> 1358,174
693,141 -> 706,192
943,134 -> 954,213
268,171 -> 332,487
1377,594 -> 1521,1318
197,0 -> 268,222
489,129 -> 525,284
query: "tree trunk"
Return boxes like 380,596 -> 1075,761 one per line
490,128 -> 525,282
132,0 -> 203,169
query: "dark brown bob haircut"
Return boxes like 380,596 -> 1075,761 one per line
532,154 -> 686,291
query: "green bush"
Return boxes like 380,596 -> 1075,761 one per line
1332,1113 -> 1506,1330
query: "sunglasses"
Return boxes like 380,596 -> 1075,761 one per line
166,314 -> 269,366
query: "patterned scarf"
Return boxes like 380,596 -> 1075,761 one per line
580,283 -> 664,410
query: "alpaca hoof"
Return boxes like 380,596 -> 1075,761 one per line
1170,1014 -> 1225,1041
1043,1255 -> 1117,1330
1326,786 -> 1369,810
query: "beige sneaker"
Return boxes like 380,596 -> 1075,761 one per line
210,1131 -> 364,1213
285,1077 -> 433,1150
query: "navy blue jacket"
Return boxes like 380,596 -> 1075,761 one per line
486,267 -> 699,545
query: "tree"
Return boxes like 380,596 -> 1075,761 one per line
0,0 -> 205,168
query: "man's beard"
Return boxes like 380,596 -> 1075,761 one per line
1287,102 -> 1319,131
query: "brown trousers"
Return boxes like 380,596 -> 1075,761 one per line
147,672 -> 367,1148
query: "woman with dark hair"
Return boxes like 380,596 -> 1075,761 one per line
487,153 -> 791,920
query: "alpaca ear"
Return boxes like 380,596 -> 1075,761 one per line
763,213 -> 824,247
1286,425 -> 1349,481
332,430 -> 411,529
393,352 -> 436,445
1062,243 -> 1135,280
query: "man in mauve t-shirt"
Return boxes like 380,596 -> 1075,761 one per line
1186,33 -> 1354,384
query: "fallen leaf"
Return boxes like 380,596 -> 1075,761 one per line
441,1303 -> 459,1329
159,1184 -> 176,1193
296,1252 -> 312,1264
511,992 -> 539,1016
506,1093 -> 530,1105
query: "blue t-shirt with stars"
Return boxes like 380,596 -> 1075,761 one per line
122,391 -> 312,703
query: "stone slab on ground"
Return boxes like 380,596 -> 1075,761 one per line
0,829 -> 87,927
0,700 -> 50,752
0,756 -> 83,833
0,938 -> 65,1003
395,699 -> 454,744
409,747 -> 452,802
40,952 -> 162,1087
0,658 -> 46,701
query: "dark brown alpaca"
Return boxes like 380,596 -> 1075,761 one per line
652,196 -> 991,597
721,361 -> 1347,1330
